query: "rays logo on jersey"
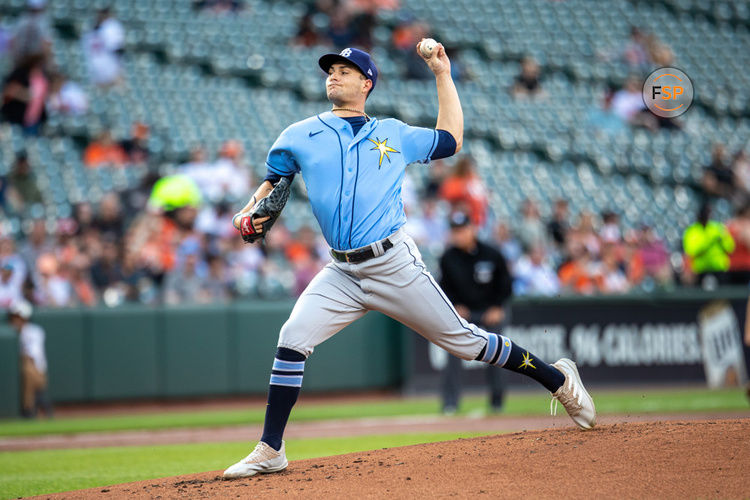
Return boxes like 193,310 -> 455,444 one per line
368,137 -> 399,168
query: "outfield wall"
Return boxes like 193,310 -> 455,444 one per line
0,302 -> 402,417
0,290 -> 748,417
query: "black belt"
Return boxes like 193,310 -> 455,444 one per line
331,239 -> 394,264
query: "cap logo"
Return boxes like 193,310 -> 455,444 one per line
340,48 -> 352,57
367,68 -> 373,76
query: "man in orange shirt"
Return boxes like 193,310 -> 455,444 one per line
439,156 -> 488,227
83,129 -> 127,167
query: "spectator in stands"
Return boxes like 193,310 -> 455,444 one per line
702,143 -> 736,202
348,5 -> 377,49
0,261 -> 23,308
558,244 -> 597,295
203,254 -> 231,302
0,237 -> 28,285
93,193 -> 125,239
392,20 -> 432,80
439,156 -> 488,228
327,9 -> 357,48
611,75 -> 646,124
727,203 -> 750,286
19,219 -> 52,273
198,140 -> 252,203
225,233 -> 264,295
600,210 -> 621,244
568,210 -> 601,258
163,252 -> 206,304
1,53 -> 49,135
120,251 -> 153,304
120,122 -> 150,165
293,13 -> 321,47
284,225 -> 325,296
53,218 -> 84,271
495,221 -> 522,268
513,244 -> 560,296
644,32 -> 674,68
33,253 -> 73,307
7,299 -> 53,418
423,159 -> 449,198
635,222 -> 672,287
89,237 -> 124,294
8,0 -> 52,68
622,27 -> 649,70
5,152 -> 42,214
511,56 -> 544,99
596,243 -> 630,294
585,89 -> 626,136
186,140 -> 252,203
83,130 -> 127,167
46,72 -> 88,116
405,196 -> 449,251
179,145 -> 211,184
517,198 -> 549,252
66,255 -> 96,307
683,203 -> 735,288
82,7 -> 125,87
73,201 -> 95,234
547,199 -> 570,250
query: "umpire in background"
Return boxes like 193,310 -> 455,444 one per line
439,211 -> 513,414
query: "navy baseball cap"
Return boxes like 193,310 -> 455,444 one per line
319,48 -> 378,91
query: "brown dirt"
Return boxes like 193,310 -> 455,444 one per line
33,419 -> 750,499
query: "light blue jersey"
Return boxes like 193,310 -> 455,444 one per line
266,111 -> 440,250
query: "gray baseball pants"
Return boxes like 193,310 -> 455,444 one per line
278,228 -> 512,366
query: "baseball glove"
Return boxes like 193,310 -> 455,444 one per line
239,177 -> 292,243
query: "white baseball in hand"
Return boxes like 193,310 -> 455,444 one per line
420,38 -> 438,58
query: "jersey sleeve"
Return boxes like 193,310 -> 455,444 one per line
398,121 -> 440,165
265,126 -> 300,176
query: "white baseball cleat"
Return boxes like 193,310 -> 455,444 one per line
223,441 -> 288,479
550,358 -> 596,430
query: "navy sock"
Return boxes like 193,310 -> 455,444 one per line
475,334 -> 565,393
260,347 -> 306,451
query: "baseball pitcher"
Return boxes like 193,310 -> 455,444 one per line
224,41 -> 596,478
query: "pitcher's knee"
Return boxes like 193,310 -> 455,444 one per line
278,320 -> 314,358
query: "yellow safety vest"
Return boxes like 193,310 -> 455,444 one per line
683,221 -> 735,273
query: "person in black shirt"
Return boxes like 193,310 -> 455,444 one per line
439,211 -> 513,413
547,198 -> 569,249
702,143 -> 735,201
511,56 -> 543,98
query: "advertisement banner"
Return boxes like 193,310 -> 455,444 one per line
404,295 -> 749,392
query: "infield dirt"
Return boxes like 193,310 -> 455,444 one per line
34,419 -> 749,499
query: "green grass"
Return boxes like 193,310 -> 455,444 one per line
0,387 -> 746,438
0,432 -> 485,499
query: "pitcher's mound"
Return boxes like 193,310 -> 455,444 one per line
39,419 -> 749,499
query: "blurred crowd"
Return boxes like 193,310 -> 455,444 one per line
0,2 -> 747,311
2,144 -> 746,311
0,2 -> 129,137
0,136 -> 328,309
